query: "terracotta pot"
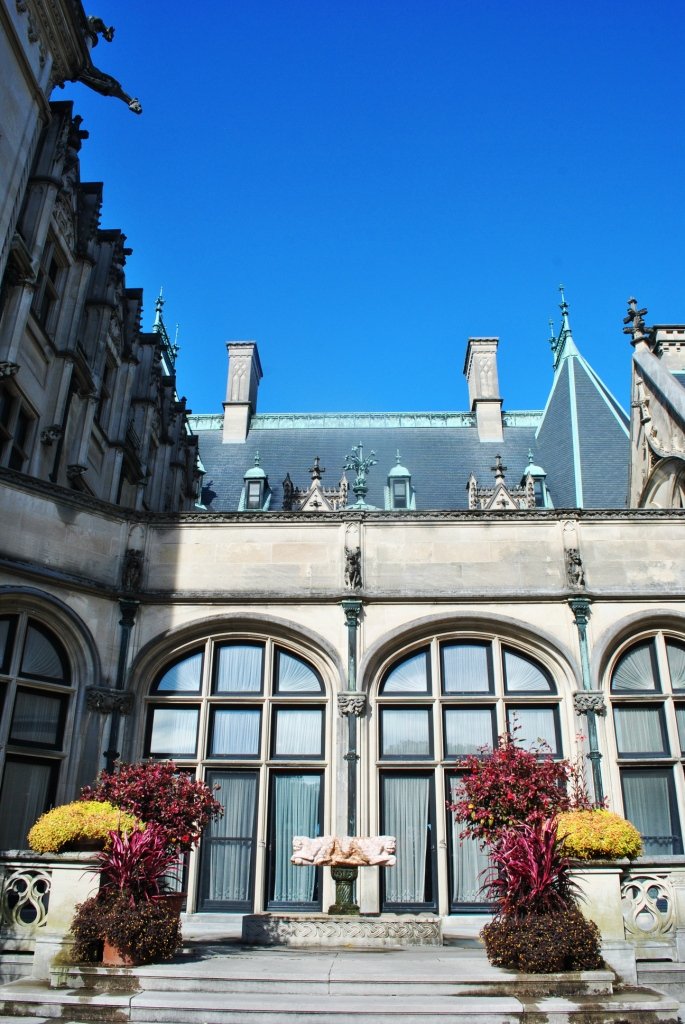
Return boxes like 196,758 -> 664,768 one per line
102,938 -> 136,967
161,891 -> 186,915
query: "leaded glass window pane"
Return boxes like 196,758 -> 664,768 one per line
621,769 -> 682,855
381,774 -> 431,905
611,641 -> 659,692
614,706 -> 668,757
274,650 -> 323,693
667,640 -> 685,691
20,624 -> 67,682
201,772 -> 258,907
507,706 -> 559,755
441,643 -> 492,694
675,705 -> 685,753
272,708 -> 323,757
210,708 -> 261,757
10,690 -> 64,747
0,617 -> 12,672
214,644 -> 263,693
148,707 -> 199,756
0,758 -> 56,849
155,651 -> 203,693
380,707 -> 432,758
503,649 -> 554,693
443,708 -> 495,757
381,650 -> 430,694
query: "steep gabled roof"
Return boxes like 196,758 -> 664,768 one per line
535,293 -> 629,508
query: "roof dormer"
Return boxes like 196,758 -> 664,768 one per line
385,451 -> 415,510
240,452 -> 270,511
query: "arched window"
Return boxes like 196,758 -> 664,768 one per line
0,614 -> 73,848
145,637 -> 327,913
376,635 -> 563,914
610,632 -> 685,855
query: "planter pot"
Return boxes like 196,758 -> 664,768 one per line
102,939 -> 137,967
161,891 -> 186,916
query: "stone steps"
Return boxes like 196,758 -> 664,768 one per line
0,946 -> 680,1024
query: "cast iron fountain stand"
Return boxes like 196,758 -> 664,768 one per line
328,865 -> 359,915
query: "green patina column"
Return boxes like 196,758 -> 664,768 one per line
340,600 -> 364,839
569,597 -> 605,805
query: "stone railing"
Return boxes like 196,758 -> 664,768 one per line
0,850 -> 100,980
620,858 -> 685,963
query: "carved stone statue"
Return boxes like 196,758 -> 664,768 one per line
566,548 -> 585,589
291,835 -> 397,867
121,548 -> 143,592
345,548 -> 362,590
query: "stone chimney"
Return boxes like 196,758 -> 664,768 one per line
463,337 -> 503,442
222,342 -> 263,442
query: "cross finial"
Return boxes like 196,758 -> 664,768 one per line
623,296 -> 650,345
491,454 -> 507,481
396,449 -> 402,464
309,455 -> 325,481
254,451 -> 260,467
559,283 -> 568,314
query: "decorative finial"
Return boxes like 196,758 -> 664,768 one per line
309,456 -> 325,481
396,450 -> 402,465
343,443 -> 378,506
559,283 -> 568,314
254,451 -> 260,467
491,455 -> 507,482
623,297 -> 650,346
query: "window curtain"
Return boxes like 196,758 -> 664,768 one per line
448,777 -> 490,904
211,709 -> 260,756
149,707 -> 198,755
273,709 -> 322,757
381,708 -> 430,757
382,775 -> 430,904
215,644 -> 263,693
444,708 -> 494,756
667,641 -> 685,691
20,625 -> 65,681
272,774 -> 321,903
205,773 -> 257,903
10,690 -> 63,746
503,650 -> 552,692
613,706 -> 666,755
507,707 -> 557,753
622,770 -> 681,855
0,618 -> 10,666
381,651 -> 429,694
0,759 -> 54,849
157,651 -> 203,692
276,652 -> 322,692
442,644 -> 491,693
612,642 -> 658,691
675,706 -> 685,753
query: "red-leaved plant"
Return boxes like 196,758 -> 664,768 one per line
98,826 -> 179,903
449,730 -> 573,847
483,818 -> 579,918
82,760 -> 223,853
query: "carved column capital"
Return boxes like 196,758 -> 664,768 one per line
341,599 -> 362,628
338,692 -> 367,718
569,596 -> 592,628
573,690 -> 606,716
86,687 -> 134,715
0,362 -> 20,378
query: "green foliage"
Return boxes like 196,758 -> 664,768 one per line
557,809 -> 643,860
27,801 -> 139,853
71,892 -> 181,964
481,907 -> 603,973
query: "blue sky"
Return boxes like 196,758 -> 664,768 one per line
61,0 -> 684,416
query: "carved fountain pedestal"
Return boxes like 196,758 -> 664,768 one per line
241,836 -> 443,948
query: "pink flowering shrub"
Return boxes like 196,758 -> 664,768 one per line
82,760 -> 223,852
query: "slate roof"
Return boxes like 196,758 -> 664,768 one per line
192,340 -> 630,514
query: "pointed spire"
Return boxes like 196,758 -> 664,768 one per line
550,285 -> 580,370
153,287 -> 164,331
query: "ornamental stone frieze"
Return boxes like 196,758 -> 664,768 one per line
573,691 -> 606,716
337,692 -> 367,717
85,687 -> 134,715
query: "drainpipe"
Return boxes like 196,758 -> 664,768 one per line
339,600 -> 364,836
569,597 -> 605,805
103,598 -> 138,772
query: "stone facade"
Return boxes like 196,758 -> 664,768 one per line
2,0 -> 685,936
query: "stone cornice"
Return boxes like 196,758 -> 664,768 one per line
2,466 -> 685,528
